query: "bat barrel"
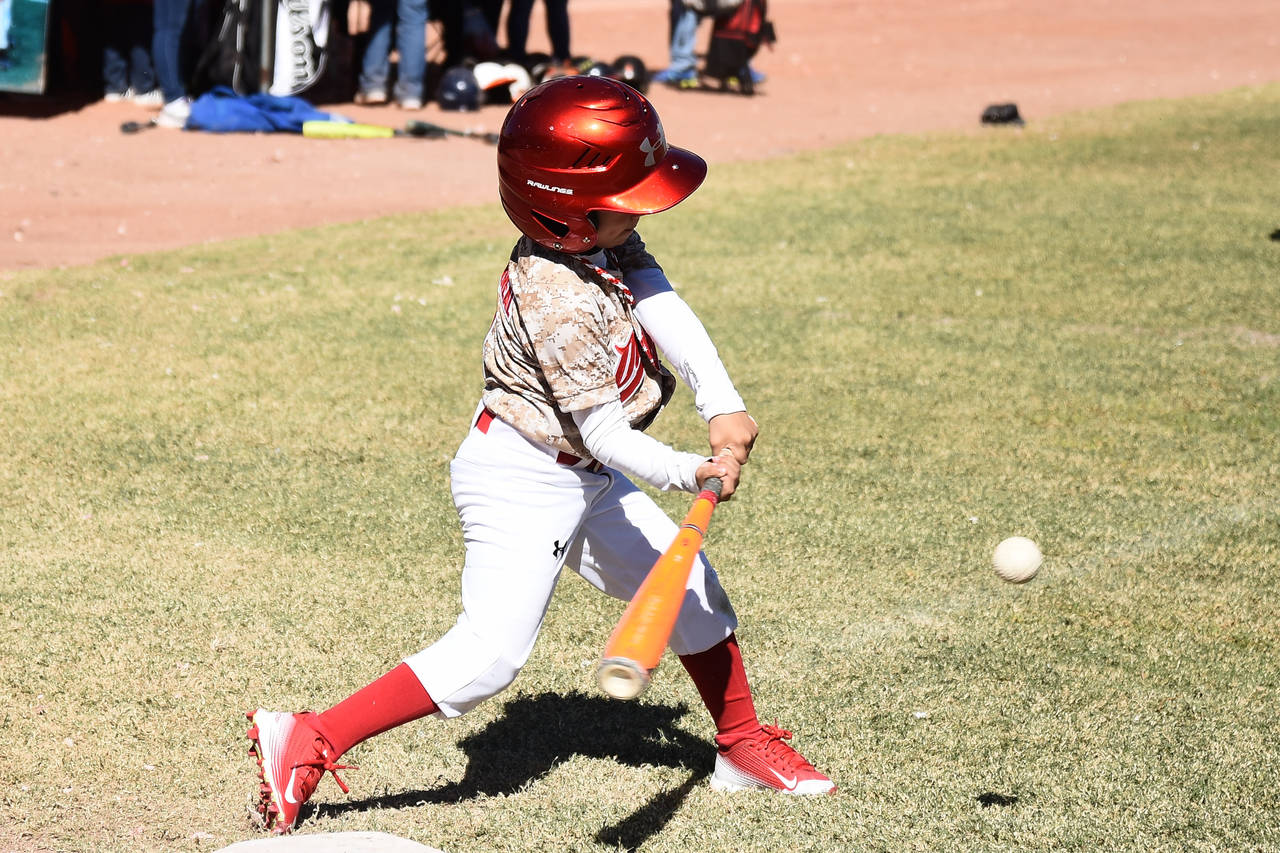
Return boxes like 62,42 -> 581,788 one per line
596,484 -> 724,700
597,657 -> 651,700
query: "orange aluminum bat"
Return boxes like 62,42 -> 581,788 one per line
597,477 -> 724,700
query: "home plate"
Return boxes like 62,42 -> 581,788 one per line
215,832 -> 444,853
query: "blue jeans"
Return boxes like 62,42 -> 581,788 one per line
104,8 -> 156,95
359,0 -> 429,101
153,0 -> 194,102
667,2 -> 699,74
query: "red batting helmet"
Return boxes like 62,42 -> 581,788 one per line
497,76 -> 707,252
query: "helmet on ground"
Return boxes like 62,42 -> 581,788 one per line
473,61 -> 521,103
522,52 -> 553,77
583,60 -> 615,79
538,63 -> 576,82
436,66 -> 481,111
497,76 -> 707,252
610,55 -> 649,94
474,61 -> 518,91
501,62 -> 534,101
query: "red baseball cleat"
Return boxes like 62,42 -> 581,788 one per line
711,723 -> 836,795
245,709 -> 355,834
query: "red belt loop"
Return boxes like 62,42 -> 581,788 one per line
475,408 -> 494,433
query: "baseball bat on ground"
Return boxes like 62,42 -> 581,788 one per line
597,476 -> 724,700
302,120 -> 407,139
405,119 -> 500,144
301,120 -> 500,144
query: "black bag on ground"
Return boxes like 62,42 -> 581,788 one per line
703,0 -> 775,94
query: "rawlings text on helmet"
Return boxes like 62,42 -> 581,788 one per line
527,180 -> 574,195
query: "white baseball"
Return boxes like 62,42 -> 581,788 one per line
993,536 -> 1042,583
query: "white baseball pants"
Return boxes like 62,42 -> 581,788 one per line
405,408 -> 738,717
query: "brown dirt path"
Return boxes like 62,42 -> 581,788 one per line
1,0 -> 1276,272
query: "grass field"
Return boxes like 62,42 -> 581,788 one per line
2,84 -> 1278,852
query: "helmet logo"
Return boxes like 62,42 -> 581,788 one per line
526,178 -> 574,196
639,136 -> 660,168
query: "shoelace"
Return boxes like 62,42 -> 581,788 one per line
292,737 -> 357,795
756,723 -> 817,773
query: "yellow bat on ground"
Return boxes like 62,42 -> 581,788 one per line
302,121 -> 401,139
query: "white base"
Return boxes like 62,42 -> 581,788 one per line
215,831 -> 444,853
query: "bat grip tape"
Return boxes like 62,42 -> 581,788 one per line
699,476 -> 723,502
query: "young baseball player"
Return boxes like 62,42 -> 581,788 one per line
246,75 -> 834,835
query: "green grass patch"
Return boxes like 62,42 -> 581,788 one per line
2,85 -> 1278,852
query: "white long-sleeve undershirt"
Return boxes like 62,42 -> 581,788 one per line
625,267 -> 747,422
565,261 -> 746,493
572,401 -> 706,492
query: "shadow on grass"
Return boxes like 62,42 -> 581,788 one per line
317,690 -> 713,849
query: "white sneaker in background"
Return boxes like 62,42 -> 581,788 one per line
132,89 -> 164,109
155,96 -> 191,129
354,88 -> 388,105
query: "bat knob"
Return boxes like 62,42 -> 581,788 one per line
597,658 -> 650,700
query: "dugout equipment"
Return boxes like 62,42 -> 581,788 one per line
474,61 -> 521,103
981,103 -> 1026,125
610,55 -> 650,94
503,63 -> 535,100
193,0 -> 329,96
437,66 -> 481,111
471,62 -> 535,104
522,51 -> 553,82
496,76 -> 707,252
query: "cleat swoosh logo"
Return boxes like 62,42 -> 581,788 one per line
284,768 -> 301,804
770,768 -> 798,790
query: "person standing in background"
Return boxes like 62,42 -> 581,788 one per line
504,0 -> 569,68
652,0 -> 764,89
355,0 -> 430,108
103,0 -> 162,106
152,0 -> 197,126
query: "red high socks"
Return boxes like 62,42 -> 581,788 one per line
678,633 -> 762,749
315,663 -> 438,757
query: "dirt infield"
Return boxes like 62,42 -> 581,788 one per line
1,0 -> 1275,272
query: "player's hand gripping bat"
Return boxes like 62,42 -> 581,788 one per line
597,476 -> 724,700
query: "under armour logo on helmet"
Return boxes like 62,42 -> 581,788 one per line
639,136 -> 659,167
